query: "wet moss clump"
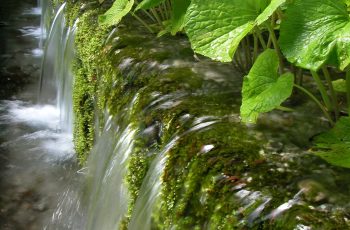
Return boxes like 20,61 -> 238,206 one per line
70,5 -> 110,162
156,122 -> 262,229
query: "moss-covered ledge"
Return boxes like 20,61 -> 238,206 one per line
57,0 -> 350,229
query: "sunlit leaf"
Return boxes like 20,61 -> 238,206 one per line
279,0 -> 350,71
256,0 -> 286,25
99,0 -> 134,26
240,49 -> 294,123
169,0 -> 190,35
312,117 -> 350,168
135,0 -> 165,11
332,79 -> 347,93
184,0 -> 267,62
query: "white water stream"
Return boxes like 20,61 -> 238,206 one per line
0,0 -> 76,229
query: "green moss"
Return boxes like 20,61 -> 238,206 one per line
154,122 -> 261,229
70,6 -> 110,163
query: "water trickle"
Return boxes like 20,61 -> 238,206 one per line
49,117 -> 137,229
39,2 -> 75,132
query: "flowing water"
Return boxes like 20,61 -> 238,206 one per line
2,0 -> 350,229
0,0 -> 77,229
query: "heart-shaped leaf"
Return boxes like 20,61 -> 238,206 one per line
99,0 -> 134,26
184,0 -> 286,62
312,117 -> 350,168
240,49 -> 294,123
279,0 -> 350,71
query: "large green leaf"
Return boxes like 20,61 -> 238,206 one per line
312,117 -> 350,168
184,0 -> 262,62
256,0 -> 287,25
279,0 -> 350,71
135,0 -> 165,11
169,0 -> 191,35
240,49 -> 294,123
183,0 -> 286,62
99,0 -> 134,26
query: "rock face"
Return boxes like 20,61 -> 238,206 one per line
58,0 -> 350,229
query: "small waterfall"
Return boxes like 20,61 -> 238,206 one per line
39,2 -> 74,132
49,97 -> 138,229
38,0 -> 51,49
129,118 -> 219,229
57,20 -> 77,133
41,1 -> 350,229
85,120 -> 135,230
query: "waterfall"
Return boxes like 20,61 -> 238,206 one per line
129,118 -> 219,229
41,0 -> 350,229
39,2 -> 74,133
38,0 -> 51,49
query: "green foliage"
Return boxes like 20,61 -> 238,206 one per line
183,0 -> 286,62
312,117 -> 350,168
332,79 -> 347,93
135,0 -> 164,11
240,49 -> 294,123
98,0 -> 134,26
256,0 -> 286,25
279,0 -> 350,71
184,0 -> 260,62
169,0 -> 190,35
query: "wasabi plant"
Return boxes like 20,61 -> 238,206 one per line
99,0 -> 350,168
99,0 -> 190,35
183,0 -> 350,168
240,49 -> 294,123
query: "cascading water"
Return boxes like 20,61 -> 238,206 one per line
0,0 -> 77,228
39,1 -> 350,229
39,2 -> 74,132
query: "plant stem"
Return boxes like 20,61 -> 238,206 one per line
296,68 -> 303,86
265,23 -> 284,74
150,8 -> 163,26
310,70 -> 332,111
255,27 -> 267,50
253,34 -> 258,61
164,0 -> 171,19
294,84 -> 334,125
158,4 -> 166,21
142,9 -> 157,22
346,67 -> 350,116
234,46 -> 245,73
236,48 -> 244,71
267,35 -> 272,48
166,0 -> 172,17
135,0 -> 157,22
132,13 -> 155,33
322,66 -> 339,119
242,38 -> 252,70
246,37 -> 252,68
